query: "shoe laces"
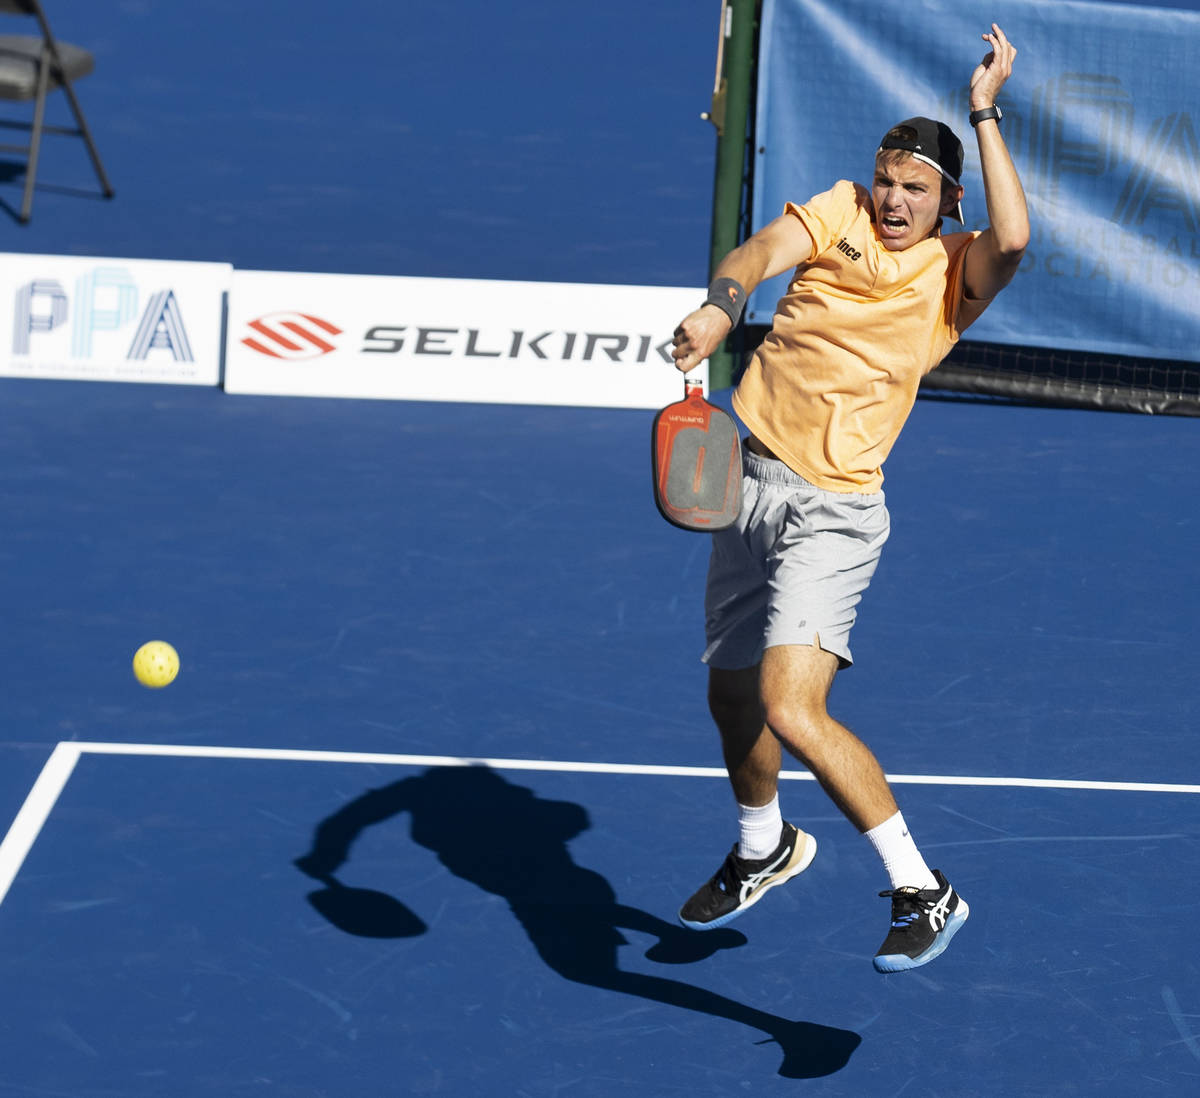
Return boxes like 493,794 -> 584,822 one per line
711,853 -> 744,895
878,885 -> 928,930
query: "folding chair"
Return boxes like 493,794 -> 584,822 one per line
0,0 -> 112,222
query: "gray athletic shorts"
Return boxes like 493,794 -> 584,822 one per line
702,444 -> 890,670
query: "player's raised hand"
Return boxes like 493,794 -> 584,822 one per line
672,306 -> 732,373
970,23 -> 1017,108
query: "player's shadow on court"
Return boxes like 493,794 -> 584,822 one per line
294,764 -> 860,1079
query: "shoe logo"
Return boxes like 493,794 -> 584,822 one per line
926,889 -> 953,932
737,845 -> 792,903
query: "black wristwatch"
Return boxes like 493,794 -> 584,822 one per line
969,106 -> 1003,127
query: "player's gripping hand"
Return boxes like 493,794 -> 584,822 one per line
970,23 -> 1017,108
671,305 -> 733,374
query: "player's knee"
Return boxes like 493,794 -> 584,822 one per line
762,695 -> 828,758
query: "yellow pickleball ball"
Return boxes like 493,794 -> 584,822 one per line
132,640 -> 179,688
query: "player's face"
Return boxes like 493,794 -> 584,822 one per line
872,154 -> 954,250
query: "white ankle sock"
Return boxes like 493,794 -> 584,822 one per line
863,811 -> 938,890
737,795 -> 783,860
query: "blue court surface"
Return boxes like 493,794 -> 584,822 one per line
1,377 -> 1198,1095
0,0 -> 717,288
2,0 -> 1199,1092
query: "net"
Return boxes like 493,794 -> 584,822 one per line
921,341 -> 1200,416
736,327 -> 1200,416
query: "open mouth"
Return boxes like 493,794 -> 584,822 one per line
881,216 -> 908,233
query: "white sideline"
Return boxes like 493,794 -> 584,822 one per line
0,743 -> 83,908
1,740 -> 1197,908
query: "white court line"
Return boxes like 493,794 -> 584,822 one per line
0,740 -> 1197,908
0,742 -> 82,908
62,741 -> 1200,794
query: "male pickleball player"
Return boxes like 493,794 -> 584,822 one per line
669,24 -> 1029,972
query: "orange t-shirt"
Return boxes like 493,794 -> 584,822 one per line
732,180 -> 981,492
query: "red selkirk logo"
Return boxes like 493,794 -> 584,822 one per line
242,312 -> 343,360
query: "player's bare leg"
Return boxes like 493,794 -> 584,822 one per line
757,643 -> 897,831
757,642 -> 968,971
707,664 -> 779,808
677,664 -> 816,931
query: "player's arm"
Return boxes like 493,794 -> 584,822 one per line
959,24 -> 1030,326
672,213 -> 814,373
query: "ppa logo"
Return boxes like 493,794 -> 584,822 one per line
242,312 -> 343,360
14,271 -> 194,360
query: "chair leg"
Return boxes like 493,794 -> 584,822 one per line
58,77 -> 114,198
21,49 -> 51,222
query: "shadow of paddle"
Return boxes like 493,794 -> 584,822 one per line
294,764 -> 861,1078
302,874 -> 428,939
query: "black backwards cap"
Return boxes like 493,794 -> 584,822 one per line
878,116 -> 964,223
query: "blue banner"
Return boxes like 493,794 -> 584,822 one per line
749,0 -> 1200,363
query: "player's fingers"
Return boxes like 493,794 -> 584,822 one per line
671,335 -> 696,367
976,29 -> 1013,85
673,314 -> 700,345
675,337 -> 709,369
990,23 -> 1016,63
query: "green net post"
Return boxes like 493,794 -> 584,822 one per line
705,0 -> 756,390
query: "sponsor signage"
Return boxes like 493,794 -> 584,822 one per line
224,271 -> 706,409
752,0 -> 1200,362
0,253 -> 230,385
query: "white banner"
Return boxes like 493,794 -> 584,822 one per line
0,253 -> 230,385
224,271 -> 706,409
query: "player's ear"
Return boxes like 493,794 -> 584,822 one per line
942,184 -> 965,219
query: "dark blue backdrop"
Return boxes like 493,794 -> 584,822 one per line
2,1 -> 717,286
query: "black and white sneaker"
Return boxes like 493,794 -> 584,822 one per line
872,869 -> 969,973
678,822 -> 817,930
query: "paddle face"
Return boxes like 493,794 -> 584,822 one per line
652,378 -> 742,531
